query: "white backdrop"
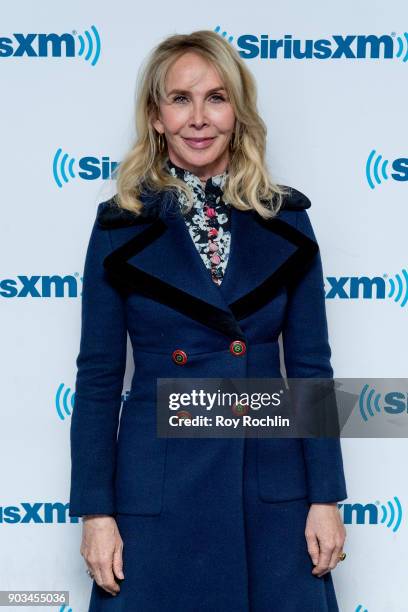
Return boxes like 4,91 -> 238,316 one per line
1,1 -> 407,610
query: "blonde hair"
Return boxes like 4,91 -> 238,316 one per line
114,30 -> 290,219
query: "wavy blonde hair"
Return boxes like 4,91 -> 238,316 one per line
114,30 -> 290,219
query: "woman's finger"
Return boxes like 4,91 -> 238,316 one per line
91,565 -> 104,590
305,530 -> 320,567
112,542 -> 125,580
326,533 -> 346,574
312,540 -> 334,576
98,559 -> 121,596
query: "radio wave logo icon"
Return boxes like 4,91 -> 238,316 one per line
53,148 -> 76,188
379,496 -> 403,532
395,31 -> 408,62
355,606 -> 368,612
366,149 -> 389,189
359,384 -> 383,421
387,268 -> 408,306
214,26 -> 234,43
74,25 -> 101,66
55,383 -> 75,420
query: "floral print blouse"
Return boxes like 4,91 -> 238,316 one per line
164,157 -> 232,285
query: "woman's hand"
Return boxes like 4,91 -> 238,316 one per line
305,503 -> 346,578
80,515 -> 124,596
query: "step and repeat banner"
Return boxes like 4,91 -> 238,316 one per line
1,1 -> 407,611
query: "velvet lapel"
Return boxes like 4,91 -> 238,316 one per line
221,205 -> 319,320
102,190 -> 319,340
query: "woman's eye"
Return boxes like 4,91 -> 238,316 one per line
172,94 -> 226,103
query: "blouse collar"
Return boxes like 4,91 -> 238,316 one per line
163,156 -> 230,205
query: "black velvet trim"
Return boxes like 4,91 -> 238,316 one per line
103,219 -> 246,341
97,199 -> 161,229
278,185 -> 311,210
229,217 -> 318,320
102,208 -> 318,339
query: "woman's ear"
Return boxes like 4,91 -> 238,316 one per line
147,98 -> 162,134
151,109 -> 164,134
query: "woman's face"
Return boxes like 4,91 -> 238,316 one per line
153,51 -> 236,181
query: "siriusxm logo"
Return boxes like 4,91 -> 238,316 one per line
55,385 -> 130,421
325,270 -> 408,307
214,26 -> 407,61
359,384 -> 408,421
0,275 -> 81,298
0,26 -> 101,66
366,148 -> 408,189
338,496 -> 402,531
0,502 -> 79,524
52,149 -> 119,188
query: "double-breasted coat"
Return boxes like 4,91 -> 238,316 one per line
69,184 -> 348,611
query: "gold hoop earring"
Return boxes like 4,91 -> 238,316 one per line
158,133 -> 165,153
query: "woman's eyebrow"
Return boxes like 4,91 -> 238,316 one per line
167,87 -> 226,95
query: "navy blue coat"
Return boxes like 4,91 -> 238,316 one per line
69,185 -> 348,611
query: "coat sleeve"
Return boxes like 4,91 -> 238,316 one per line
69,202 -> 127,517
281,209 -> 348,504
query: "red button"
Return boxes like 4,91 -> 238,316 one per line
231,401 -> 250,416
172,349 -> 188,365
229,340 -> 246,356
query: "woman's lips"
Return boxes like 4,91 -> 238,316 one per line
182,137 -> 216,149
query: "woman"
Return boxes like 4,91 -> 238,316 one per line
69,30 -> 348,611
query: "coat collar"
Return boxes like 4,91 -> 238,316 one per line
100,187 -> 318,340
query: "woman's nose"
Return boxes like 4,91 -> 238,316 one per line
190,103 -> 208,127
